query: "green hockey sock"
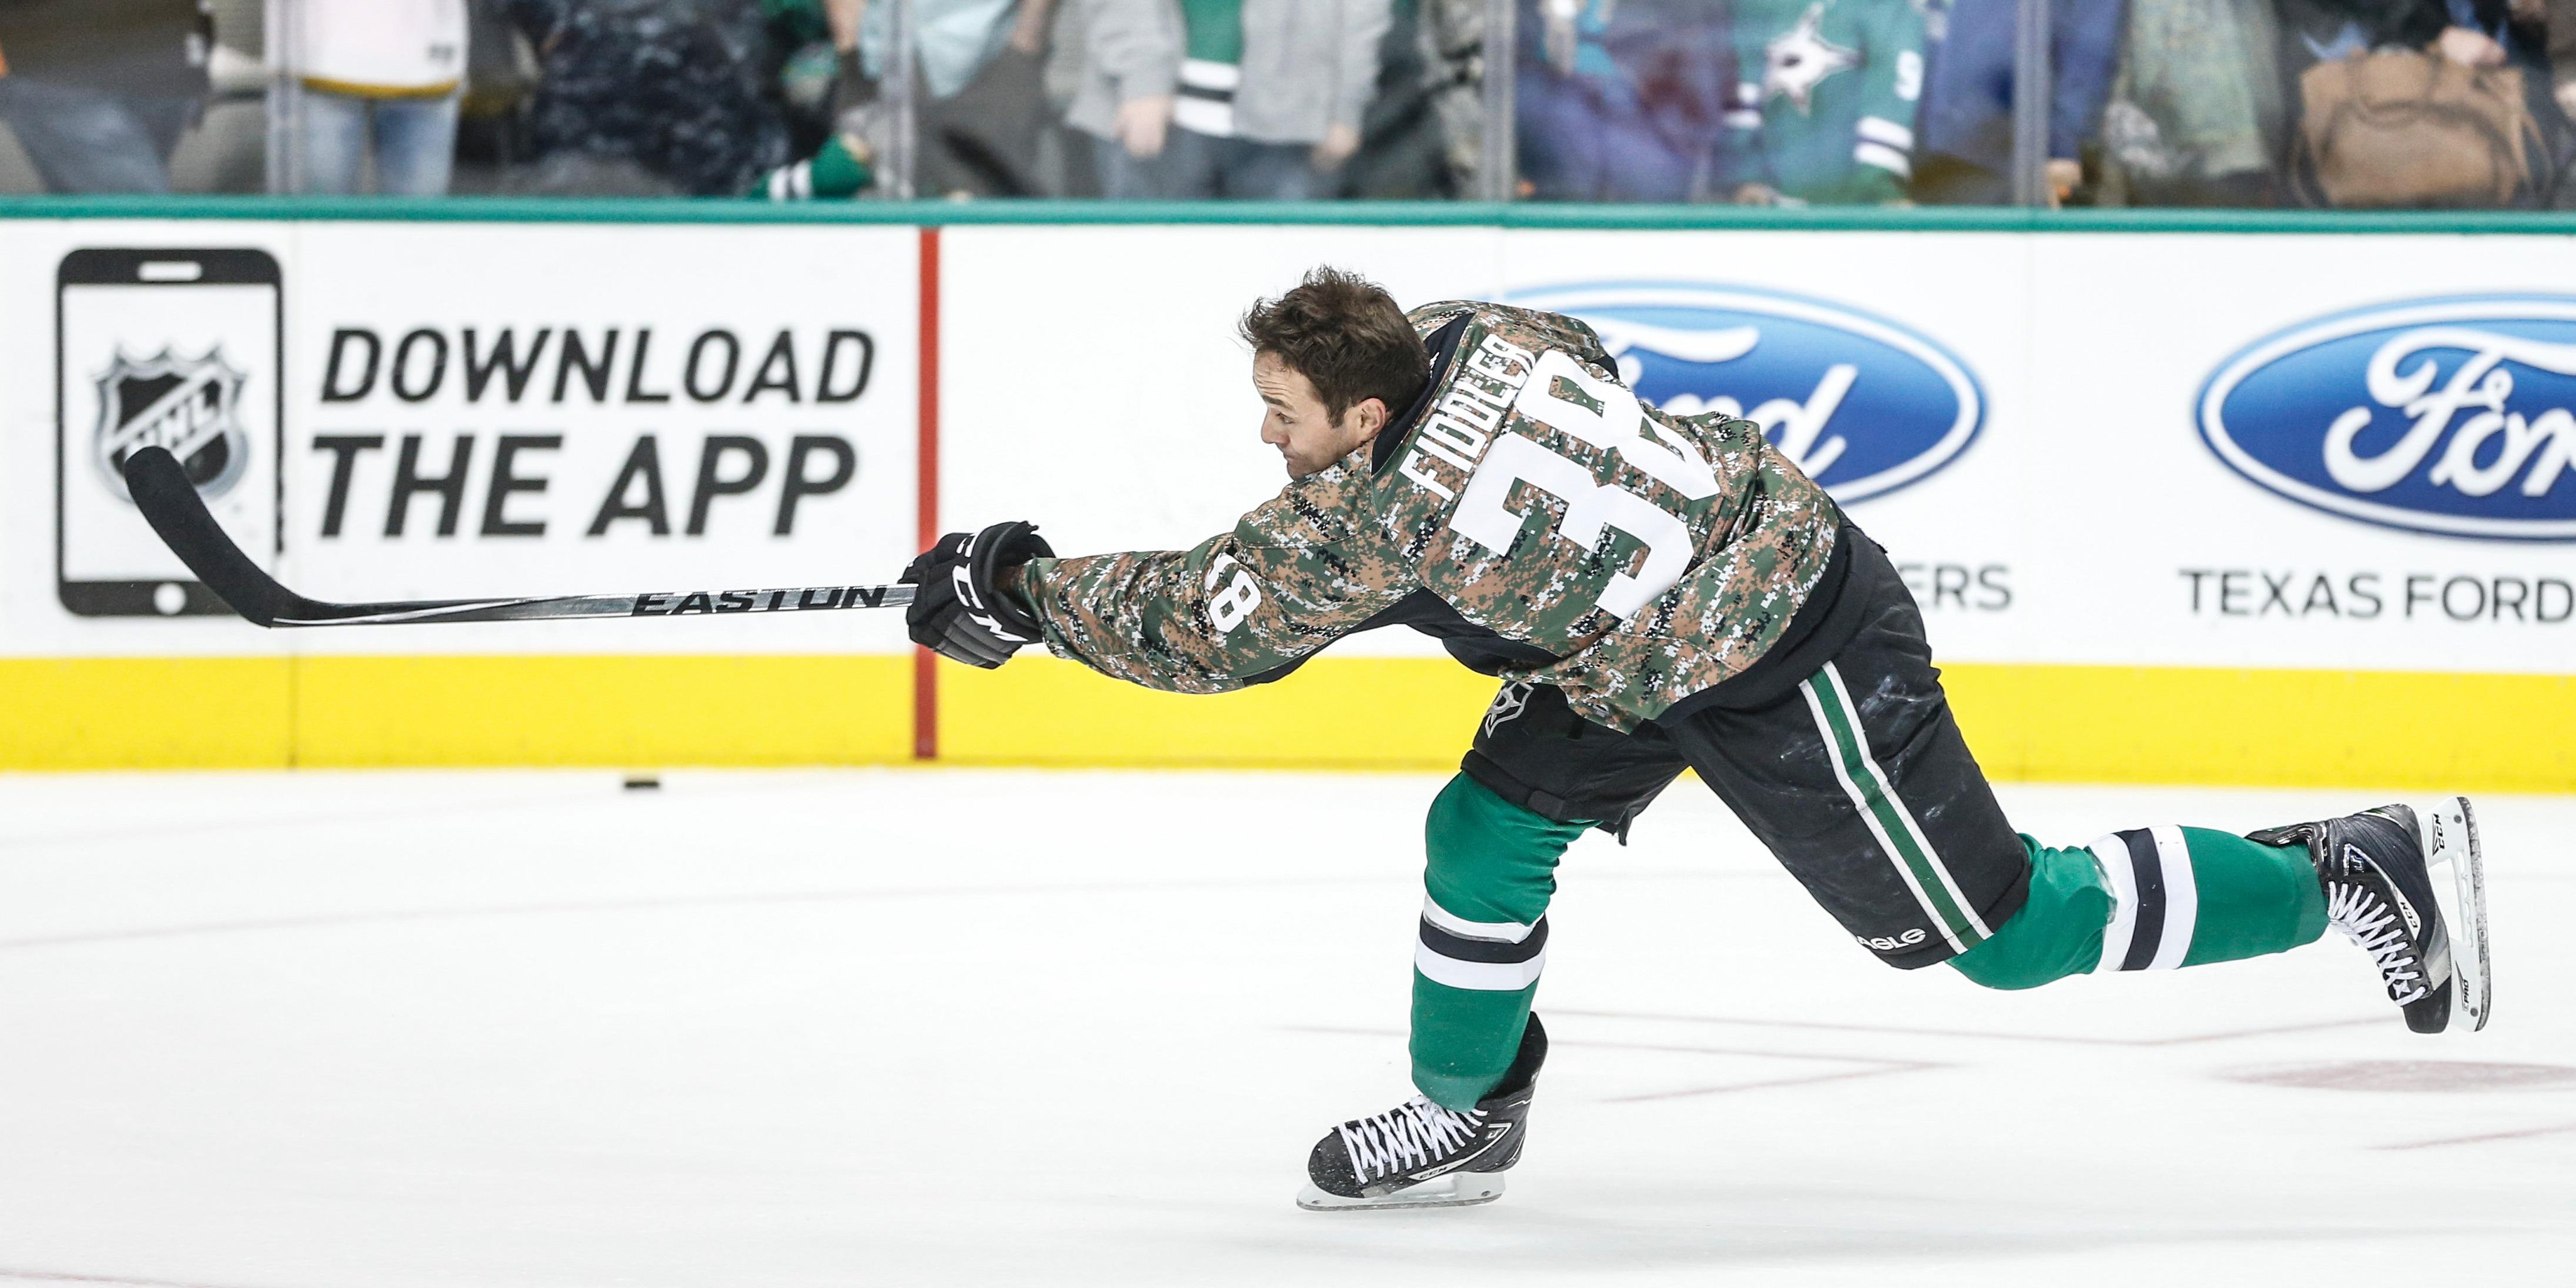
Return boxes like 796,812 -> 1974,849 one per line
1409,774 -> 1589,1111
1950,828 -> 2329,991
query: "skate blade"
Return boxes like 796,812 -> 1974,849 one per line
1296,1172 -> 1504,1212
2424,796 -> 2491,1033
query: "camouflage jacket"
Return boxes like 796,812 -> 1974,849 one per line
1011,301 -> 1844,731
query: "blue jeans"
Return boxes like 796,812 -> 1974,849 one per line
293,87 -> 460,196
0,77 -> 189,193
1092,134 -> 1161,199
1092,126 -> 1329,199
1162,126 -> 1326,199
1516,75 -> 1706,203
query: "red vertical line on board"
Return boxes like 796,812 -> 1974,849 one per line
913,225 -> 941,761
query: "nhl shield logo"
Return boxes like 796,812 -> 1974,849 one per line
92,347 -> 249,504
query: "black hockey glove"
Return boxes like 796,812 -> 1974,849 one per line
902,520 -> 1053,669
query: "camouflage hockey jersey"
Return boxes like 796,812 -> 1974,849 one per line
1719,0 -> 1928,204
1011,301 -> 1845,733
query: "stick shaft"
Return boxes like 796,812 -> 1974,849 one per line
278,584 -> 915,627
121,445 -> 916,629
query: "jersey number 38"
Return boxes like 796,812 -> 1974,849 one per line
1450,350 -> 1719,619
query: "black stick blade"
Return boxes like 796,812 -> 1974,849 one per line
120,445 -> 297,626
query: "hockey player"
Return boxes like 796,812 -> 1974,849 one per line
901,268 -> 2492,1211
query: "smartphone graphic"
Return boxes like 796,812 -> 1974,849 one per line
57,248 -> 283,616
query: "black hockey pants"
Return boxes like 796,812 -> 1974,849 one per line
1461,530 -> 2031,969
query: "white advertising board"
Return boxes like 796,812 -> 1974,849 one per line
5,216 -> 2570,679
939,224 -> 1502,659
941,224 -> 2576,677
0,219 -> 920,658
2021,233 -> 2576,674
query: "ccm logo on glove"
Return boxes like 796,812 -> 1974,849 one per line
902,520 -> 1052,668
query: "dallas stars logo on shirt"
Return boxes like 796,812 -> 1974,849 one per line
1763,2 -> 1859,114
1723,0 -> 1926,203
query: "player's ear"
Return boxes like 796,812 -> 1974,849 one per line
1352,396 -> 1389,438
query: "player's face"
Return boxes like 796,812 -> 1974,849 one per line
1254,351 -> 1382,479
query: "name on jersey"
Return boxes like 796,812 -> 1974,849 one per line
1399,333 -> 1538,502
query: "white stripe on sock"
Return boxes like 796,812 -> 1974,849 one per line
1857,115 -> 1916,150
2092,833 -> 2139,974
1173,59 -> 1239,138
1801,670 -> 1964,955
1855,142 -> 1912,177
2146,824 -> 2199,970
1178,58 -> 1241,91
1421,897 -> 1535,944
1414,942 -> 1546,991
1171,97 -> 1235,137
1823,663 -> 1990,939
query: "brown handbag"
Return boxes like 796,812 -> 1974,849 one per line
2298,49 -> 2540,208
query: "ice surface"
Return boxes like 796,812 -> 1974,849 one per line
0,769 -> 2568,1287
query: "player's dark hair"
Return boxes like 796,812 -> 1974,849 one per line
1238,267 -> 1428,425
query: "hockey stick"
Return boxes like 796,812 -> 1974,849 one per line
119,445 -> 914,628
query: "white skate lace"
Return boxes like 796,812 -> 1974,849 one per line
1336,1097 -> 1485,1184
2326,881 -> 2428,1005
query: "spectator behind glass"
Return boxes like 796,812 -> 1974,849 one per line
2277,0 -> 2548,206
1516,0 -> 1732,203
747,0 -> 870,199
1414,0 -> 1485,196
856,0 -> 1057,196
2275,0 -> 2448,67
282,0 -> 469,196
1154,0 -> 1393,199
1913,0 -> 2126,205
496,0 -> 795,195
2289,0 -> 2540,72
2096,0 -> 2285,206
1333,0 -> 1453,197
2441,0 -> 2559,120
0,0 -> 211,193
1046,0 -> 1180,197
1719,0 -> 1927,204
2546,0 -> 2576,121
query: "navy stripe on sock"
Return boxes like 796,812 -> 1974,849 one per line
1418,916 -> 1550,965
2118,829 -> 2166,972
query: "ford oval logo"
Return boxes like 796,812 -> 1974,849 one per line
2199,296 -> 2576,541
1511,282 -> 1984,503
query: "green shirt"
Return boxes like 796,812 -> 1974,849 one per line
1723,0 -> 1928,204
1180,0 -> 1245,65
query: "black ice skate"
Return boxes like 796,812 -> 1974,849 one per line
2250,797 -> 2489,1034
1297,1013 -> 1547,1211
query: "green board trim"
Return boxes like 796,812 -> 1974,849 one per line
7,194 -> 2576,234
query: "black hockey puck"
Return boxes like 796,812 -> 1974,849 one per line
623,775 -> 662,791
